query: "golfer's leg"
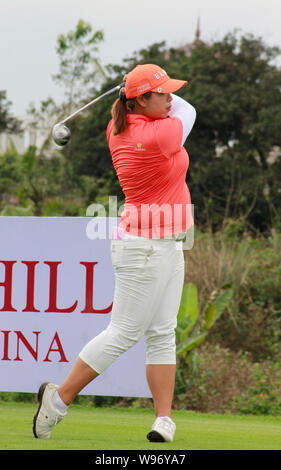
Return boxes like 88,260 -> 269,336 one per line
145,244 -> 184,417
57,239 -> 170,407
146,364 -> 176,417
57,239 -> 163,407
57,357 -> 99,406
78,240 -> 164,375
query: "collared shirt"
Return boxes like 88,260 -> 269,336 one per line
106,113 -> 193,238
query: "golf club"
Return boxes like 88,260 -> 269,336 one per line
52,83 -> 124,146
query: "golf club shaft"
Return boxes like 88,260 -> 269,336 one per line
58,83 -> 124,126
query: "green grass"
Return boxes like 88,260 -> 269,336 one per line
0,401 -> 280,450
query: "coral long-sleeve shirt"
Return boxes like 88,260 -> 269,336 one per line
106,94 -> 196,238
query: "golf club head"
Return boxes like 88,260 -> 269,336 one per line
52,124 -> 71,146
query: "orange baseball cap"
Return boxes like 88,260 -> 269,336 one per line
125,64 -> 187,99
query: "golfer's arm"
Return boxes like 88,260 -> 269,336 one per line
169,94 -> 196,145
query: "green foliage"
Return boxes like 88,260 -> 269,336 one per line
1,29 -> 281,232
177,283 -> 198,339
62,31 -> 281,233
0,205 -> 34,216
234,365 -> 281,416
176,33 -> 281,233
174,228 -> 280,414
0,392 -> 34,403
0,144 -> 70,215
0,90 -> 22,134
174,343 -> 281,415
42,197 -> 85,217
176,282 -> 233,357
207,229 -> 281,360
53,19 -> 105,106
175,281 -> 233,408
0,143 -> 22,197
17,146 -> 57,215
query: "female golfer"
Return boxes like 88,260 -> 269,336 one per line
33,63 -> 196,443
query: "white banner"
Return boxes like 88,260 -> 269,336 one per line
0,217 -> 151,397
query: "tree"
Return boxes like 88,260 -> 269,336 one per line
17,145 -> 71,216
66,33 -> 281,232
0,91 -> 22,134
177,32 -> 281,233
0,142 -> 21,208
20,30 -> 280,230
0,141 -> 68,216
53,19 -> 106,112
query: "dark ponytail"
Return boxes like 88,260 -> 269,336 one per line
111,98 -> 128,135
111,91 -> 153,136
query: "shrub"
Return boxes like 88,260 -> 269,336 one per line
185,226 -> 281,361
174,343 -> 254,413
174,343 -> 281,414
42,197 -> 85,216
234,363 -> 281,415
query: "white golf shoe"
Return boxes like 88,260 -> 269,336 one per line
33,382 -> 66,439
147,416 -> 176,442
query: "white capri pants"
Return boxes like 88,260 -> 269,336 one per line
79,234 -> 185,374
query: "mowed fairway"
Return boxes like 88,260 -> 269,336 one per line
0,401 -> 280,450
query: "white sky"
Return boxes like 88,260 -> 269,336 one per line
1,0 -> 281,116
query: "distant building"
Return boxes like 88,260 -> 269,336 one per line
0,115 -> 50,154
164,18 -> 205,60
